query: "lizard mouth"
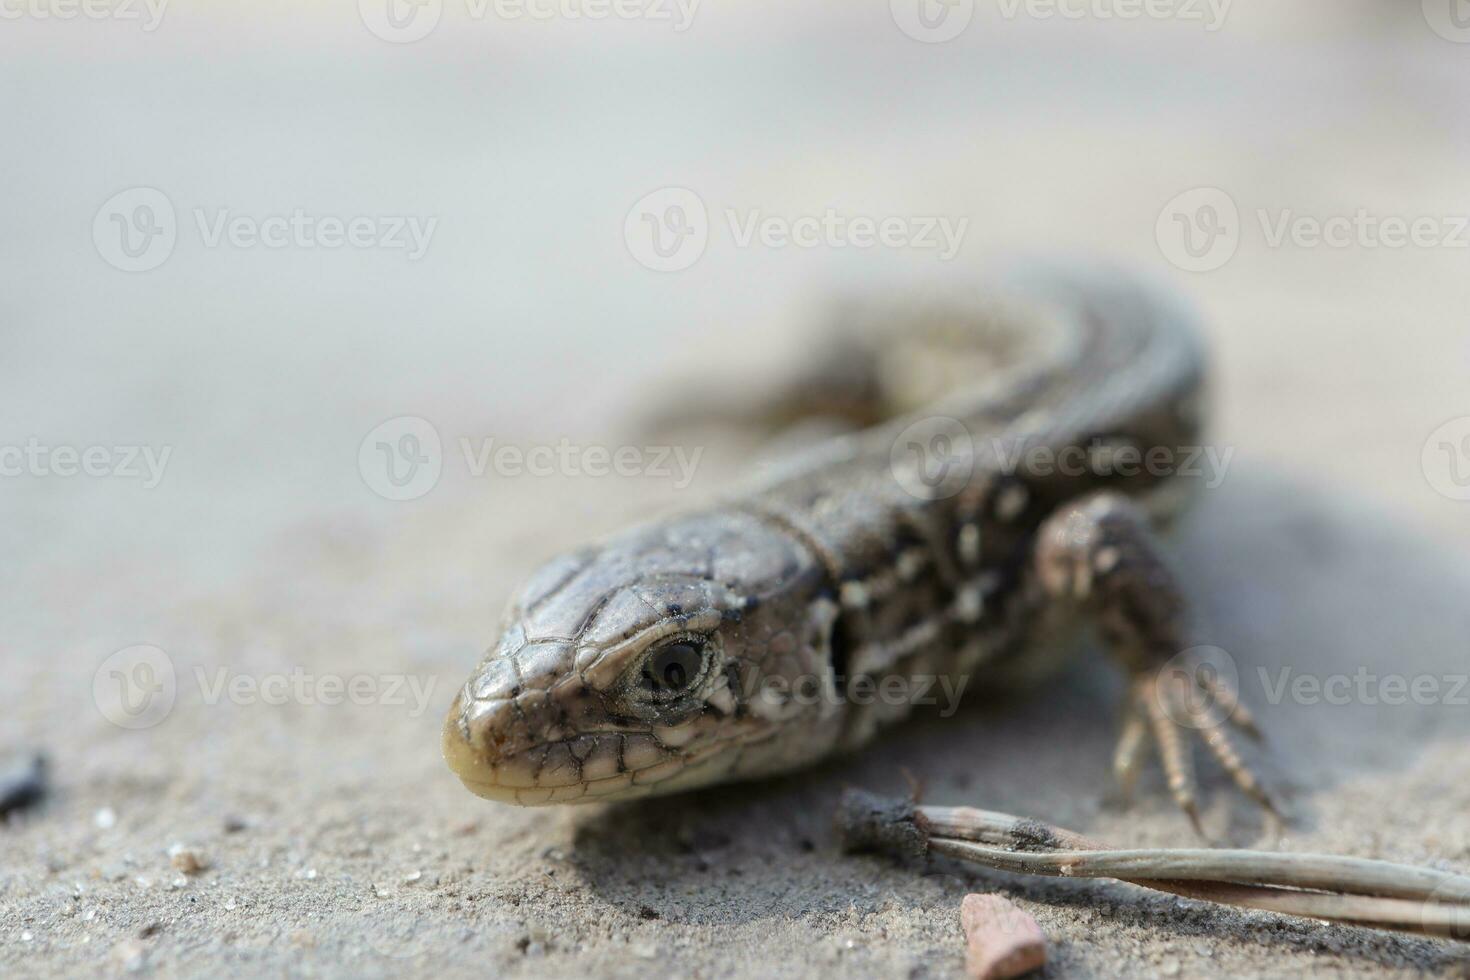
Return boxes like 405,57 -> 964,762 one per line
441,713 -> 733,806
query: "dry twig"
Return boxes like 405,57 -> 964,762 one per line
836,790 -> 1470,940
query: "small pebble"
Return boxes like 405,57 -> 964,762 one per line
167,843 -> 208,874
0,755 -> 48,817
94,807 -> 117,830
959,893 -> 1046,980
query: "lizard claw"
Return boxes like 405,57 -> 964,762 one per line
1115,663 -> 1281,838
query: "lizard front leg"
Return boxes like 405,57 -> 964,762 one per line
1033,490 -> 1278,835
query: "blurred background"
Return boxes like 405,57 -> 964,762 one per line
4,2 -> 1470,975
5,0 -> 1468,620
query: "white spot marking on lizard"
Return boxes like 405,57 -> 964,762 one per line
996,485 -> 1028,523
896,546 -> 927,581
954,584 -> 984,623
958,523 -> 981,566
840,580 -> 870,609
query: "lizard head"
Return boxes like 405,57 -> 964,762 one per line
442,512 -> 835,804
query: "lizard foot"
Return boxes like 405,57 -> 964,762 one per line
1034,490 -> 1280,838
1114,659 -> 1281,838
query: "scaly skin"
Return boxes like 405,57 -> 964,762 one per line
443,266 -> 1273,824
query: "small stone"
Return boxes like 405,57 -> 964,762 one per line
94,807 -> 117,830
402,870 -> 422,884
223,815 -> 248,833
959,894 -> 1046,980
167,843 -> 207,874
21,930 -> 33,942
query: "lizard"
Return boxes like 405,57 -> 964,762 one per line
441,264 -> 1276,833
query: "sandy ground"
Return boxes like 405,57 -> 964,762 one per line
5,1 -> 1470,977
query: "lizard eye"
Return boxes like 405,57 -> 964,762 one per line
638,637 -> 709,699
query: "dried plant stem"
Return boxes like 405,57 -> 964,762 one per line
837,793 -> 1470,940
